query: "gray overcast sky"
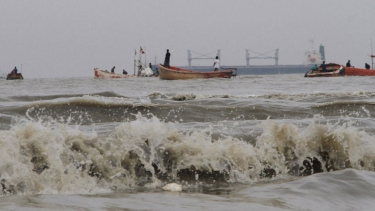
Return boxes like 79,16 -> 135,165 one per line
1,0 -> 375,78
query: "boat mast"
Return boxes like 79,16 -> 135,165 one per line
134,49 -> 136,75
372,39 -> 374,70
310,38 -> 314,52
144,46 -> 147,67
139,47 -> 142,75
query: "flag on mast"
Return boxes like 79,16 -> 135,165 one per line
140,46 -> 145,54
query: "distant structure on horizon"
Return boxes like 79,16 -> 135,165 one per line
182,42 -> 325,75
304,39 -> 325,65
187,49 -> 221,68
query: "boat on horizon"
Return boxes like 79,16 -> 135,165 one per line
6,73 -> 24,80
94,68 -> 135,79
94,67 -> 156,79
304,63 -> 344,77
344,66 -> 375,76
304,62 -> 375,77
158,64 -> 236,80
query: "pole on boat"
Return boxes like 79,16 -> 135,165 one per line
139,47 -> 142,76
21,64 -> 22,73
144,46 -> 147,67
134,49 -> 136,75
371,39 -> 374,70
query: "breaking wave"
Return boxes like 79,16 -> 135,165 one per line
1,114 -> 375,196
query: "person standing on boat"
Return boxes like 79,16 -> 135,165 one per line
213,56 -> 220,71
123,69 -> 128,75
346,60 -> 351,67
320,61 -> 327,72
163,49 -> 171,67
111,66 -> 115,73
365,63 -> 371,69
11,66 -> 18,74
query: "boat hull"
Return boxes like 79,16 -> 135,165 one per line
304,64 -> 344,77
6,73 -> 23,80
158,64 -> 234,80
344,67 -> 375,76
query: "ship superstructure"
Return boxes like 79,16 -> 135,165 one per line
304,39 -> 325,65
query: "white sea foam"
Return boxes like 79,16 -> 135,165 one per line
162,183 -> 182,191
0,112 -> 374,196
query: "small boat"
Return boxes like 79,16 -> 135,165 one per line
6,73 -> 24,80
304,63 -> 344,77
344,66 -> 375,76
94,68 -> 134,79
158,64 -> 236,80
94,67 -> 156,79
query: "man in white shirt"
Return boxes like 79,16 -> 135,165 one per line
213,56 -> 220,71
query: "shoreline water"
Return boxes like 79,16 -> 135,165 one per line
1,75 -> 375,210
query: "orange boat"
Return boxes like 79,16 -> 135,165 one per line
344,66 -> 375,76
304,63 -> 345,77
158,64 -> 236,80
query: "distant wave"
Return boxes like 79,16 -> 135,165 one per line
6,90 -> 374,104
8,91 -> 126,102
152,90 -> 375,102
0,94 -> 373,126
259,91 -> 375,101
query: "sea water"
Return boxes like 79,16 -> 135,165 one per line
1,74 -> 375,210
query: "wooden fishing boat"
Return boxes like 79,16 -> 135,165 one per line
6,73 -> 24,80
94,68 -> 134,79
344,66 -> 375,76
158,64 -> 235,80
304,63 -> 344,77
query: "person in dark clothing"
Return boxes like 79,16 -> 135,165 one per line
111,66 -> 115,73
365,63 -> 371,69
149,63 -> 155,75
163,49 -> 171,67
346,60 -> 351,67
12,66 -> 18,74
123,69 -> 128,75
320,61 -> 327,72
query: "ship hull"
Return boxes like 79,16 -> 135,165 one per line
177,65 -> 313,75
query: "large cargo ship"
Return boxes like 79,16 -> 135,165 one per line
183,64 -> 312,75
178,42 -> 326,76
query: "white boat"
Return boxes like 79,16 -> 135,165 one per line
94,67 -> 155,79
94,68 -> 135,79
94,48 -> 157,79
139,67 -> 154,77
